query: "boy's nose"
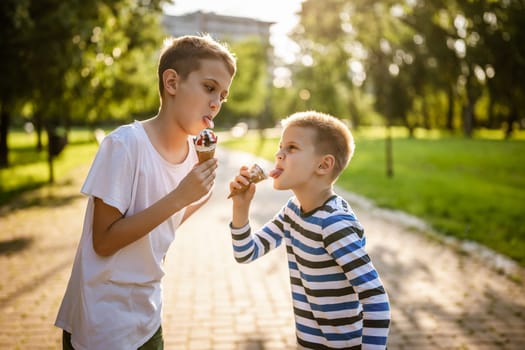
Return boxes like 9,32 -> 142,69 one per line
210,96 -> 220,110
275,150 -> 284,160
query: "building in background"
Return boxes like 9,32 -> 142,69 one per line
162,11 -> 274,44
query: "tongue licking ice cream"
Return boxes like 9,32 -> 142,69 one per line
269,168 -> 282,178
194,129 -> 217,163
227,163 -> 268,198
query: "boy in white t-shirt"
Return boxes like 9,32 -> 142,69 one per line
55,35 -> 236,350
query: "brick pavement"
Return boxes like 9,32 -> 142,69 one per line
1,147 -> 524,349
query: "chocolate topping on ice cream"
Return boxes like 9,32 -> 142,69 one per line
194,129 -> 217,151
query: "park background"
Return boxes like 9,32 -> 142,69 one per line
1,1 -> 525,349
2,0 -> 524,269
0,0 -> 525,265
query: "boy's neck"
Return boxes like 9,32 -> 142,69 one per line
148,110 -> 186,141
142,113 -> 189,164
294,185 -> 335,214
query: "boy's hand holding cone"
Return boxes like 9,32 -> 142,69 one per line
228,164 -> 268,198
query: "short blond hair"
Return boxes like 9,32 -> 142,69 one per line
158,34 -> 236,99
281,111 -> 355,179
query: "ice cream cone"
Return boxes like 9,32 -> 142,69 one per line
194,129 -> 217,164
228,163 -> 268,198
197,149 -> 215,163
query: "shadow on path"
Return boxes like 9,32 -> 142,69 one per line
0,237 -> 33,256
0,254 -> 73,309
0,193 -> 82,217
0,175 -> 84,217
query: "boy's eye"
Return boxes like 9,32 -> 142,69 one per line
205,85 -> 227,103
278,144 -> 296,152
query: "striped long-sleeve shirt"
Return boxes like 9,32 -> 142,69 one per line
230,195 -> 390,349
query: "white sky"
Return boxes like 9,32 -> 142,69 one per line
163,0 -> 304,62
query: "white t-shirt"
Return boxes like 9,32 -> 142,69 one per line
55,121 -> 208,350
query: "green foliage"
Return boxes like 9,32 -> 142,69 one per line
222,128 -> 525,265
62,0 -> 164,125
0,0 -> 166,169
287,0 -> 352,119
279,0 -> 525,137
219,37 -> 271,127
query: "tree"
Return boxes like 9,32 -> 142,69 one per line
288,0 -> 525,140
0,0 -> 33,167
220,37 -> 271,128
0,0 -> 165,178
289,0 -> 352,118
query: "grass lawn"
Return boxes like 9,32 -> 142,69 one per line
0,129 -> 100,205
222,127 -> 525,266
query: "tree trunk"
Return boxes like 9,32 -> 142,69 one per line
487,87 -> 496,129
422,95 -> 430,130
349,90 -> 360,130
385,109 -> 393,178
0,104 -> 10,168
46,127 -> 55,184
463,104 -> 474,138
463,75 -> 477,138
34,111 -> 43,151
48,152 -> 55,183
407,125 -> 415,138
446,84 -> 454,131
504,104 -> 517,139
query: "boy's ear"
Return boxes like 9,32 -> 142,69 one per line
317,155 -> 335,175
163,69 -> 178,96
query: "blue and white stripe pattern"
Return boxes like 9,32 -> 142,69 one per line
231,195 -> 390,349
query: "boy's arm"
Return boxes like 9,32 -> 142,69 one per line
92,159 -> 217,256
230,214 -> 284,264
229,166 -> 283,263
180,195 -> 210,225
324,219 -> 391,349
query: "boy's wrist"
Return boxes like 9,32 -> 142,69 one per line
232,202 -> 250,226
230,221 -> 249,232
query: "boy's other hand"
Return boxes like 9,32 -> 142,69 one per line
176,158 -> 218,204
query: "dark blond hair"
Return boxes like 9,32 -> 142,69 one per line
281,111 -> 355,179
157,34 -> 237,99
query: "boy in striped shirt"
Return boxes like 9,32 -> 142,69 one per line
229,111 -> 390,349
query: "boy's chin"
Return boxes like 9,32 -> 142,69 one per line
272,181 -> 287,191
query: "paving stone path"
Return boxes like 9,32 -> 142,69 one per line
1,147 -> 524,349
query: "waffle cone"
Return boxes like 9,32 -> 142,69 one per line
228,164 -> 267,198
197,149 -> 215,163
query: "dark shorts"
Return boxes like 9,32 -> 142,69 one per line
63,326 -> 163,350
